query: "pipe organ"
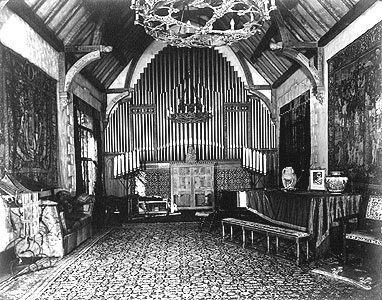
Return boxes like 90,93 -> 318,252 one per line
105,47 -> 276,178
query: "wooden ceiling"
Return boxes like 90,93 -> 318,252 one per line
7,0 -> 376,91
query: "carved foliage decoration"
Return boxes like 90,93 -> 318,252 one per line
328,21 -> 382,184
0,44 -> 58,189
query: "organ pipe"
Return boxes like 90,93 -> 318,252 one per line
106,47 -> 277,178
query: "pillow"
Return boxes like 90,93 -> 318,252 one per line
75,194 -> 95,215
76,194 -> 95,204
55,190 -> 73,215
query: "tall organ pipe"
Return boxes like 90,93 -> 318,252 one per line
106,47 -> 276,171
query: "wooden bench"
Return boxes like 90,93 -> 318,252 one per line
221,217 -> 310,265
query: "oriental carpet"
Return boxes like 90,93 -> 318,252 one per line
0,222 -> 380,300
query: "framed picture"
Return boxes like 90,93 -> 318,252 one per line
309,169 -> 326,191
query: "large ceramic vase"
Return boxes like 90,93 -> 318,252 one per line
325,171 -> 348,193
281,167 -> 297,190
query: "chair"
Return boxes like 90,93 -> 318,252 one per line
342,195 -> 382,266
195,210 -> 218,232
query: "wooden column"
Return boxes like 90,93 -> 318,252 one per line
58,46 -> 112,193
58,52 -> 75,192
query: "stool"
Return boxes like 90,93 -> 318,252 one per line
195,211 -> 216,232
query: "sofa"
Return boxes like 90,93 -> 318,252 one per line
6,190 -> 95,258
54,191 -> 95,255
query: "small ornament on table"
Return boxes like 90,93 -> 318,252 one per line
281,166 -> 297,191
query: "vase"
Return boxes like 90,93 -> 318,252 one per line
325,171 -> 348,193
281,167 -> 297,190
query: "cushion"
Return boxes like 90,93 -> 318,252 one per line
346,230 -> 382,246
55,190 -> 74,215
77,194 -> 95,204
366,195 -> 382,221
195,211 -> 213,218
73,194 -> 95,215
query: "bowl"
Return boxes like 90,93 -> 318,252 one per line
325,174 -> 348,193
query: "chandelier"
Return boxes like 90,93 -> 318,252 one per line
168,54 -> 212,124
131,0 -> 276,48
168,84 -> 212,124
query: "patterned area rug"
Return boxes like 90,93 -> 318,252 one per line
0,222 -> 380,300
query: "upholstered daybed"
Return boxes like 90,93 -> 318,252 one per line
53,191 -> 95,255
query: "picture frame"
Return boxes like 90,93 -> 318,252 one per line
309,169 -> 326,191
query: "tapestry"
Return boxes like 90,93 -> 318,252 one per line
144,169 -> 171,198
0,44 -> 58,189
215,168 -> 252,191
328,21 -> 382,184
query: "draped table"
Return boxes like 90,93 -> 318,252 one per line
245,189 -> 361,257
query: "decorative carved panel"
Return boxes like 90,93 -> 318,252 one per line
171,162 -> 215,209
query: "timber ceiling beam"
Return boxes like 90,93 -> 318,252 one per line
6,1 -> 111,91
270,7 -> 323,100
92,15 -> 104,45
247,85 -> 272,90
106,88 -> 131,94
275,0 -> 318,42
64,50 -> 109,93
66,53 -> 106,92
270,8 -> 291,47
0,0 -> 9,11
250,23 -> 278,62
235,50 -> 254,87
7,0 -> 64,51
298,1 -> 329,32
316,0 -> 341,21
319,0 -> 379,46
65,45 -> 113,53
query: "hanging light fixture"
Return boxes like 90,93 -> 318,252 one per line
168,52 -> 212,123
168,81 -> 212,123
131,0 -> 276,48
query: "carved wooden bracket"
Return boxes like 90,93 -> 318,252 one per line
280,48 -> 319,83
64,47 -> 112,93
104,90 -> 131,128
280,48 -> 324,104
270,8 -> 324,104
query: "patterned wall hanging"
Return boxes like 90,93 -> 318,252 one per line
215,168 -> 252,191
328,21 -> 382,184
144,169 -> 171,199
0,44 -> 58,189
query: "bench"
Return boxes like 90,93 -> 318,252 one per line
221,217 -> 310,265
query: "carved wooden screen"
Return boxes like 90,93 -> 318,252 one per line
279,91 -> 311,189
0,44 -> 58,189
171,162 -> 214,209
